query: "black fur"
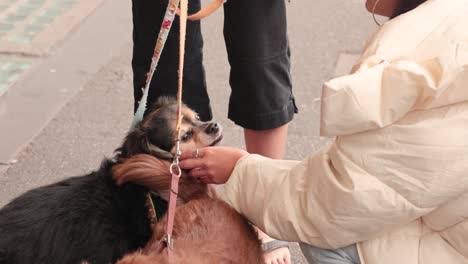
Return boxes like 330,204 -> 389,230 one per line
0,161 -> 151,264
0,98 -> 179,264
118,99 -> 177,160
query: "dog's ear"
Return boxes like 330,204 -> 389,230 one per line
117,126 -> 147,158
117,126 -> 173,160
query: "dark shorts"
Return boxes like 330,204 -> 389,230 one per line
132,0 -> 297,130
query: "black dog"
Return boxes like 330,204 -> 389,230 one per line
0,97 -> 223,264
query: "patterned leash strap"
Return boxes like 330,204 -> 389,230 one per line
130,0 -> 181,129
130,0 -> 225,129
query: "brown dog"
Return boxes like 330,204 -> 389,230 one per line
112,100 -> 264,263
113,155 -> 263,264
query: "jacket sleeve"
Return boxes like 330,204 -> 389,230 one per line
222,119 -> 468,249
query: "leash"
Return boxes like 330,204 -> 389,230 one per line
127,0 -> 182,259
130,0 -> 181,129
129,0 -> 223,261
161,0 -> 187,260
164,3 -> 225,253
131,0 -> 223,128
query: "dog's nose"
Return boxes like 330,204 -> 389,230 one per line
206,122 -> 220,134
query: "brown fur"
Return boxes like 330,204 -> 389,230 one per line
113,154 -> 208,203
113,155 -> 263,263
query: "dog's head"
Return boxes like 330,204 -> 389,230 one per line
117,97 -> 223,160
113,97 -> 220,201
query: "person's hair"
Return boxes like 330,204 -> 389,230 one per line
391,0 -> 427,18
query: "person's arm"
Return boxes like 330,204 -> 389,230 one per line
223,132 -> 468,249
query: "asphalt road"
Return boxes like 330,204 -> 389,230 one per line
0,0 -> 378,262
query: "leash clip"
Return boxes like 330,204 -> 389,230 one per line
160,233 -> 175,250
169,140 -> 182,178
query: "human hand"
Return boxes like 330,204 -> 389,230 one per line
179,146 -> 248,184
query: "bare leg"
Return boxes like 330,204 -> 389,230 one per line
244,125 -> 289,159
224,0 -> 293,261
244,124 -> 291,264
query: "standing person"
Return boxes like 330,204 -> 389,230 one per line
179,0 -> 468,263
131,0 -> 297,263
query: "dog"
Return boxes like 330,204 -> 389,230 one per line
0,97 -> 262,264
112,154 -> 263,264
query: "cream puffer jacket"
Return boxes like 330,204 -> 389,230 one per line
222,0 -> 468,263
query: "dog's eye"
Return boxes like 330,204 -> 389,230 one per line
195,115 -> 200,121
181,131 -> 193,142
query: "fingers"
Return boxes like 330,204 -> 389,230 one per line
189,167 -> 207,178
179,146 -> 241,184
179,148 -> 211,182
180,147 -> 204,160
179,148 -> 206,170
179,158 -> 204,170
189,168 -> 212,184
